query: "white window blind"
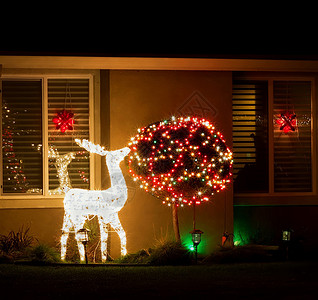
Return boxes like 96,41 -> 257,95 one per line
48,79 -> 90,194
232,81 -> 269,193
273,81 -> 312,192
1,80 -> 43,193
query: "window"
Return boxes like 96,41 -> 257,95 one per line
2,80 -> 42,193
233,78 -> 313,196
1,77 -> 92,197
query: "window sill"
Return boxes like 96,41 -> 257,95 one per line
234,193 -> 318,206
0,196 -> 64,209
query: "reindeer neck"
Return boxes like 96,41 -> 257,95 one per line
106,160 -> 127,192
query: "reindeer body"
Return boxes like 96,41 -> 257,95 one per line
60,143 -> 130,262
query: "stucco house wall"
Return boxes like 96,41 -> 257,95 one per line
0,68 -> 233,257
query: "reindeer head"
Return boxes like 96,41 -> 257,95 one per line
75,139 -> 108,156
75,139 -> 130,162
106,147 -> 131,163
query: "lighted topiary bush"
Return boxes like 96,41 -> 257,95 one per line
128,116 -> 233,241
128,116 -> 233,207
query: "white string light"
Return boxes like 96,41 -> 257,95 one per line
48,146 -> 75,195
61,139 -> 130,262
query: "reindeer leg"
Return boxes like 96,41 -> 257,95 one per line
110,213 -> 127,256
61,213 -> 72,261
98,216 -> 109,262
74,217 -> 86,263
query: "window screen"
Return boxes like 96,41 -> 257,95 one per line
47,79 -> 90,194
273,81 -> 312,192
2,80 -> 43,193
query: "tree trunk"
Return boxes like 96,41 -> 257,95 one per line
172,204 -> 181,243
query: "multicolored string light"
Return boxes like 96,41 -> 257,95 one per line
128,116 -> 233,206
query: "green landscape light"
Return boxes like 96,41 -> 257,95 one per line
234,240 -> 240,246
189,245 -> 195,251
190,229 -> 203,263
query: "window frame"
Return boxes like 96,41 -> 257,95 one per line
233,75 -> 317,205
0,73 -> 96,205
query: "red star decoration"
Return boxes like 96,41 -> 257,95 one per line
53,109 -> 74,133
276,113 -> 297,133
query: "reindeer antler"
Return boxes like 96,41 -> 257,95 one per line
75,139 -> 108,156
48,146 -> 59,158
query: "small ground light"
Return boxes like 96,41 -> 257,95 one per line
77,228 -> 90,264
282,229 -> 291,241
190,229 -> 203,263
282,229 -> 292,260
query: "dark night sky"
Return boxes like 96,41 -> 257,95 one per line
1,1 -> 316,60
1,45 -> 318,60
1,18 -> 317,60
1,39 -> 317,60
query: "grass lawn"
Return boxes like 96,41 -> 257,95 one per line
0,261 -> 317,299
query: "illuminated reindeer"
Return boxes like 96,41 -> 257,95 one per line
48,146 -> 75,195
60,139 -> 130,262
